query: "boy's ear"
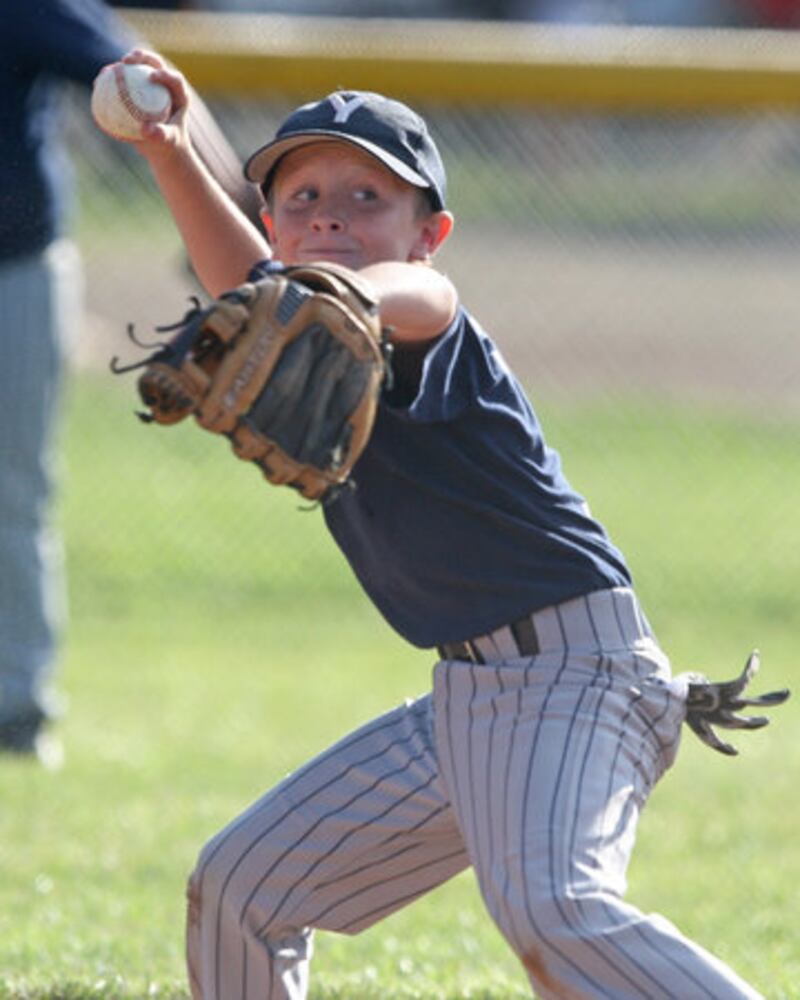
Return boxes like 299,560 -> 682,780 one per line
260,208 -> 275,244
411,210 -> 454,261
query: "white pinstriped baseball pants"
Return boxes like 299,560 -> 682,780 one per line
186,588 -> 762,999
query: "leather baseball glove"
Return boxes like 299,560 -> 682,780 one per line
112,263 -> 389,503
674,650 -> 790,756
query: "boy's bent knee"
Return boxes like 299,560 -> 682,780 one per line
499,882 -> 633,963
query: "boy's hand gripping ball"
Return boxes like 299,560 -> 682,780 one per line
91,62 -> 172,141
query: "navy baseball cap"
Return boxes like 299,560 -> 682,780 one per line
244,90 -> 447,210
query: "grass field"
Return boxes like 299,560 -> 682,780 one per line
0,373 -> 798,999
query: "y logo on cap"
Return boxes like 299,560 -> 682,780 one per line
328,93 -> 366,124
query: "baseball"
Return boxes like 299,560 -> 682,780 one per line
91,62 -> 172,141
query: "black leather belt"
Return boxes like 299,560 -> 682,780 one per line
437,613 -> 540,664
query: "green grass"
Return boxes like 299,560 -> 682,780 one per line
451,158 -> 800,237
1,374 -> 798,998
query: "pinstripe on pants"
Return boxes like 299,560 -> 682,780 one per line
186,588 -> 763,999
0,240 -> 78,724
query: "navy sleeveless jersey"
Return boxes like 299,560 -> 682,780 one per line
249,264 -> 632,648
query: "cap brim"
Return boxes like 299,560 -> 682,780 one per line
244,131 -> 433,193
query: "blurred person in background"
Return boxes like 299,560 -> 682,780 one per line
0,0 -> 134,768
1,0 -> 261,768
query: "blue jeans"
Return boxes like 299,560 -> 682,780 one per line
0,239 -> 79,726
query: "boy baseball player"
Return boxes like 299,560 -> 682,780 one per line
98,49 -> 787,1000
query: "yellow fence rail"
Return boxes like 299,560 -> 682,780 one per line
123,9 -> 800,111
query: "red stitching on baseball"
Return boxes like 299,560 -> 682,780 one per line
112,63 -> 167,124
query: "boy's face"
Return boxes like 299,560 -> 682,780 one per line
261,141 -> 451,270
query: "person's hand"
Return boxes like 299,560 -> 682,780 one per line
119,48 -> 191,159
